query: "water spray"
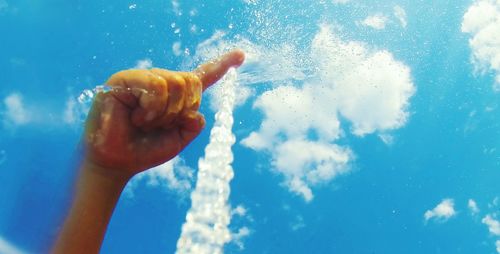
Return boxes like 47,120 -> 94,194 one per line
176,69 -> 238,254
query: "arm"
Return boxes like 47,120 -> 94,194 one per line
52,50 -> 245,254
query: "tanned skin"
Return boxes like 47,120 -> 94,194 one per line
52,50 -> 245,254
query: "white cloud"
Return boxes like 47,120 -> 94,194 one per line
192,24 -> 414,202
172,41 -> 182,56
311,25 -> 415,136
134,58 -> 153,69
468,199 -> 480,214
378,133 -> 394,145
231,226 -> 251,250
496,240 -> 500,253
125,156 -> 194,198
2,93 -> 30,126
482,215 -> 500,236
462,0 -> 500,91
229,204 -> 252,250
240,24 -> 414,201
361,14 -> 389,30
0,236 -> 27,254
241,86 -> 351,201
231,205 -> 247,217
424,199 -> 456,222
394,5 -> 408,28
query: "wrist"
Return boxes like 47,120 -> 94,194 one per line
80,159 -> 131,190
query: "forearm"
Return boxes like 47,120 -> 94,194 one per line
52,160 -> 129,254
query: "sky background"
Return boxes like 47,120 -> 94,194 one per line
0,0 -> 499,253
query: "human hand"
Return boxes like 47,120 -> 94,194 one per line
82,50 -> 245,179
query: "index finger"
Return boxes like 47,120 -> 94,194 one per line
193,49 -> 245,91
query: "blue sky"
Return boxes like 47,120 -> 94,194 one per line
0,0 -> 499,253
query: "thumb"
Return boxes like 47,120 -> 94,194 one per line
178,111 -> 206,148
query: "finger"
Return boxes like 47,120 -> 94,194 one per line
193,49 -> 245,91
182,72 -> 203,110
149,69 -> 188,129
107,70 -> 168,127
85,92 -> 131,163
136,112 -> 205,168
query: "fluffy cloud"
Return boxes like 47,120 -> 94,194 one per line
394,5 -> 407,28
2,93 -> 30,126
312,25 -> 415,136
361,14 -> 389,30
496,240 -> 500,253
482,215 -> 500,236
125,156 -> 194,198
462,0 -> 500,91
192,24 -> 414,202
468,199 -> 480,214
332,0 -> 350,3
0,236 -> 27,254
241,24 -> 414,201
424,199 -> 456,222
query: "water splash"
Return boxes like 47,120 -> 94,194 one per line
75,85 -> 153,123
176,69 -> 238,254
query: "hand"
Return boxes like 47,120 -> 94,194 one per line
82,50 -> 245,178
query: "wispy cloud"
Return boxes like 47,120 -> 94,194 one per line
462,0 -> 500,91
2,93 -> 30,127
231,226 -> 251,250
134,58 -> 153,69
125,156 -> 194,199
290,215 -> 306,231
360,14 -> 389,30
424,199 -> 456,222
468,199 -> 480,214
0,236 -> 27,254
394,5 -> 407,28
482,215 -> 500,236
